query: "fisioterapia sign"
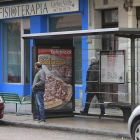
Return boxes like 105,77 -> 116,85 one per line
0,0 -> 79,19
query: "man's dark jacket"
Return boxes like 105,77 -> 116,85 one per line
85,62 -> 104,92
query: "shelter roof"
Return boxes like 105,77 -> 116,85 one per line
22,28 -> 140,39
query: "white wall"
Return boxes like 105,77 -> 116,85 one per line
133,0 -> 140,7
94,0 -> 122,9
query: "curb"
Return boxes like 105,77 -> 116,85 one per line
0,120 -> 130,139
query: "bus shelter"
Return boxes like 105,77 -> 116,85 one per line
22,28 -> 140,122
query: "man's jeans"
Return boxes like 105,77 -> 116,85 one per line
35,91 -> 45,120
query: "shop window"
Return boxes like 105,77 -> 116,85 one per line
2,21 -> 21,83
49,14 -> 82,85
102,9 -> 118,28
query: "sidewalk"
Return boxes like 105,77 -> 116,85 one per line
0,104 -> 130,139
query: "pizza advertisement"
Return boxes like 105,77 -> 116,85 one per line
38,48 -> 73,110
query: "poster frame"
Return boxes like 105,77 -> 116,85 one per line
35,45 -> 75,113
99,50 -> 125,84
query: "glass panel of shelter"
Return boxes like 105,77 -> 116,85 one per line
134,38 -> 140,106
73,35 -> 131,116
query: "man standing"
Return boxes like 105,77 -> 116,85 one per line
32,62 -> 46,123
80,57 -> 105,115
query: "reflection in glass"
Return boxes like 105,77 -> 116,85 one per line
2,21 -> 21,83
49,14 -> 82,85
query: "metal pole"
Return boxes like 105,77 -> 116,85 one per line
131,35 -> 135,112
24,42 -> 26,97
16,103 -> 17,113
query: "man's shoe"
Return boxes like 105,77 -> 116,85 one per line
38,119 -> 45,123
100,113 -> 106,116
80,110 -> 88,114
34,118 -> 40,122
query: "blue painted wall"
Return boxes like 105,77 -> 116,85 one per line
0,85 -> 24,96
0,21 -> 2,91
30,16 -> 47,34
81,0 -> 88,106
75,0 -> 88,107
0,0 -> 88,105
25,85 -> 30,96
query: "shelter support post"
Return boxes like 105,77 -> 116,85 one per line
131,35 -> 135,112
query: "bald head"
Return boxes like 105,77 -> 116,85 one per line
35,62 -> 42,70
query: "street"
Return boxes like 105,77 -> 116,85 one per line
0,125 -> 130,140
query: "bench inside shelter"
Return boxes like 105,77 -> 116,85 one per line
108,102 -> 131,122
0,93 -> 31,115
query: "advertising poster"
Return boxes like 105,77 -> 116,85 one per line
100,50 -> 125,84
38,48 -> 73,110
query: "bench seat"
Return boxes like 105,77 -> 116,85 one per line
108,102 -> 131,122
0,93 -> 31,115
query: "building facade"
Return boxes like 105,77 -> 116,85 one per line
0,0 -> 140,108
0,0 -> 88,101
88,0 -> 140,106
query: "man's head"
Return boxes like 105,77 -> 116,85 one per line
90,56 -> 98,64
35,62 -> 42,70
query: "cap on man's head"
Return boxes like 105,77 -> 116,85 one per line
90,56 -> 98,63
35,62 -> 42,68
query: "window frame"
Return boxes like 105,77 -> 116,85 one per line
2,19 -> 22,85
102,8 -> 118,28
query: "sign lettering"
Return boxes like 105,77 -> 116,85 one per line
100,50 -> 125,84
0,0 -> 79,19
